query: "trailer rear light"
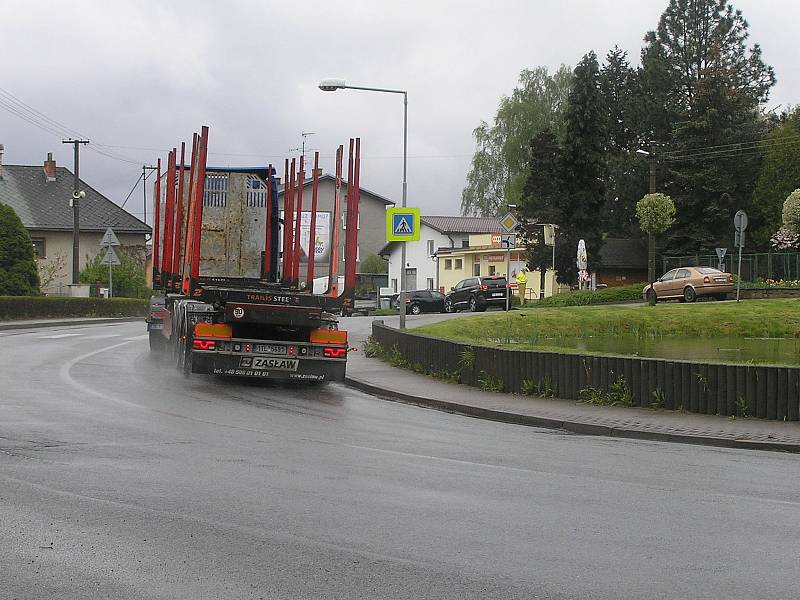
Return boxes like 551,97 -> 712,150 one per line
323,347 -> 347,358
192,339 -> 216,351
245,343 -> 252,353
310,329 -> 348,345
194,323 -> 232,339
703,276 -> 710,283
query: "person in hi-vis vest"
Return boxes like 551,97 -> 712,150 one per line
516,268 -> 528,305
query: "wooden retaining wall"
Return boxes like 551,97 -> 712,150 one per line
371,321 -> 800,422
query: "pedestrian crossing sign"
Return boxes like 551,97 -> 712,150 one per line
386,207 -> 420,241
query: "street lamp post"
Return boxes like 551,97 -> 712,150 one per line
319,79 -> 409,328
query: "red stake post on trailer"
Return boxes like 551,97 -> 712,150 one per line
344,139 -> 360,294
305,152 -> 320,289
262,163 -> 273,280
292,156 -> 305,285
172,141 -> 186,291
161,148 -> 176,279
190,126 -> 209,281
283,159 -> 297,284
328,145 -> 343,296
152,157 -> 162,288
182,133 -> 199,294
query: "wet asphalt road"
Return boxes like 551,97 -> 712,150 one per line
1,320 -> 798,599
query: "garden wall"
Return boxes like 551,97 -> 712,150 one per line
372,321 -> 800,422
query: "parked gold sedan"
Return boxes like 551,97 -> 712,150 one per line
642,267 -> 734,303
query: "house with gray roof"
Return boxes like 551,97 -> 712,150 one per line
0,152 -> 150,294
380,215 -> 502,293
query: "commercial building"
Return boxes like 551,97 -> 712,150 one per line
437,233 -> 559,300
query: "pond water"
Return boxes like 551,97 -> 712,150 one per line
517,335 -> 800,366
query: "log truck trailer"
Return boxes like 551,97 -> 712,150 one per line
146,126 -> 361,382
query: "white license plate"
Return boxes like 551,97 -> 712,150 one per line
255,343 -> 286,355
714,277 -> 727,282
491,292 -> 503,297
148,322 -> 163,330
240,357 -> 298,371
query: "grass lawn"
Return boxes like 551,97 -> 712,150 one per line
414,299 -> 800,345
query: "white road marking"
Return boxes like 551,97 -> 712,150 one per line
83,334 -> 122,340
38,333 -> 83,339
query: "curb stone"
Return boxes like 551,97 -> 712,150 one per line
0,317 -> 144,331
344,375 -> 800,454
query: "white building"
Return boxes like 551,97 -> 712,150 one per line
380,216 -> 502,292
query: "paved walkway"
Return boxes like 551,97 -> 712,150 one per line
344,319 -> 800,453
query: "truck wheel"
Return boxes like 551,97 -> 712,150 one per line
182,342 -> 192,377
149,331 -> 165,352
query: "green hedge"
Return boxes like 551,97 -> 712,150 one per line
532,284 -> 644,307
0,296 -> 148,320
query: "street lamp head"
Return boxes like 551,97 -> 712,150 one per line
319,78 -> 347,92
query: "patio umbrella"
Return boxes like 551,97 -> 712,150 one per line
576,239 -> 589,289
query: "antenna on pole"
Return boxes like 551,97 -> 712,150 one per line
290,131 -> 317,157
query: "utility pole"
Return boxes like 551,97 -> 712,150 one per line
142,165 -> 158,235
62,139 -> 89,284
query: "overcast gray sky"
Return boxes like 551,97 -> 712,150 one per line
1,0 -> 797,226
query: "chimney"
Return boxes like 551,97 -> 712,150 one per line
43,152 -> 56,181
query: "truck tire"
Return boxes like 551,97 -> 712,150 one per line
149,331 -> 165,352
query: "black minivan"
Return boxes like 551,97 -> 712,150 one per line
444,276 -> 510,312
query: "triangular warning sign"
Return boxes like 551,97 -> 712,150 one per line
394,217 -> 412,235
100,227 -> 120,247
100,246 -> 121,265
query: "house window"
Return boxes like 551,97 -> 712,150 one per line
426,277 -> 434,290
31,238 -> 46,259
461,239 -> 469,248
455,259 -> 463,270
391,278 -> 397,292
473,263 -> 480,276
489,265 -> 496,275
427,239 -> 435,256
444,259 -> 452,270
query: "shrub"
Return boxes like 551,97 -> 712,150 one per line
0,296 -> 148,320
0,203 -> 40,296
80,247 -> 149,299
532,284 -> 643,307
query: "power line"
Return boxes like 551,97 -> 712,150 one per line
0,87 -> 143,165
119,172 -> 144,209
661,132 -> 800,157
663,137 -> 800,163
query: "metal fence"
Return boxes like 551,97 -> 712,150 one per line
663,252 -> 800,283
